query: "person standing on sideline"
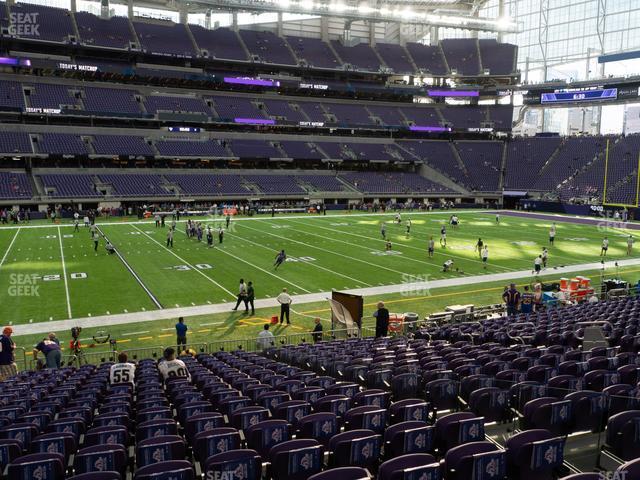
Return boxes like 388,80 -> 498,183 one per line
481,245 -> 489,269
600,237 -> 609,256
0,327 -> 17,381
374,301 -> 389,338
154,213 -> 161,228
176,317 -> 188,350
218,226 -> 224,244
312,317 -> 323,343
244,281 -> 255,315
166,228 -> 174,248
256,324 -> 275,350
502,283 -> 521,316
627,235 -> 634,255
34,333 -> 62,369
277,288 -> 292,325
495,213 -> 500,223
226,214 -> 231,229
549,223 -> 556,245
533,255 -> 542,275
92,230 -> 99,252
428,236 -> 435,258
232,279 -> 247,311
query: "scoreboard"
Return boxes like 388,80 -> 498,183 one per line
541,88 -> 618,104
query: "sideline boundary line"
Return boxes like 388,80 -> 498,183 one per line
12,256 -> 640,337
98,226 -> 163,310
57,226 -> 72,319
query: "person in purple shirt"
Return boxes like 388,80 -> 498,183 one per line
33,333 -> 62,369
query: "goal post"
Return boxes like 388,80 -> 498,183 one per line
602,139 -> 640,208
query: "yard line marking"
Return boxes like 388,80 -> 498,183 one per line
225,230 -> 373,287
175,228 -> 311,294
132,224 -> 236,298
239,222 -> 409,278
0,229 -> 20,269
97,226 -> 163,310
138,336 -> 153,340
57,227 -> 72,319
122,331 -> 150,336
158,334 -> 173,338
201,321 -> 224,326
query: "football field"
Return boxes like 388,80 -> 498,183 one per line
2,209 -> 640,358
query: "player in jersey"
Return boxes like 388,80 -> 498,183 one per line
601,237 -> 609,256
385,241 -> 392,251
395,213 -> 401,224
89,223 -> 97,237
440,225 -> 447,247
274,250 -> 286,270
442,259 -> 454,272
73,217 -> 79,232
207,227 -> 213,248
406,219 -> 411,236
549,223 -> 556,245
450,215 -> 459,229
476,238 -> 484,258
428,237 -> 435,258
381,223 -> 386,240
481,245 -> 489,269
158,347 -> 190,381
520,286 -> 534,315
495,213 -> 500,224
109,352 -> 136,387
627,235 -> 634,255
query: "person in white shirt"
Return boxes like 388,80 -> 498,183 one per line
109,352 -> 136,387
481,246 -> 489,269
627,235 -> 634,256
158,347 -> 190,381
277,288 -> 292,325
533,255 -> 543,275
256,324 -> 275,350
232,279 -> 247,311
442,259 -> 454,272
600,237 -> 609,257
549,223 -> 556,245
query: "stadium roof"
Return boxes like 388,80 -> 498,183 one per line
162,0 -> 518,32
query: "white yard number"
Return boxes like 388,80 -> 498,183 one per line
370,250 -> 403,256
287,257 -> 316,263
169,264 -> 212,271
43,273 -> 87,281
271,225 -> 289,229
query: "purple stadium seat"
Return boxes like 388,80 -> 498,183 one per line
204,449 -> 261,480
268,439 -> 323,480
31,432 -> 76,463
136,435 -> 186,467
74,444 -> 127,476
378,454 -> 440,480
296,413 -> 338,447
604,410 -> 640,460
7,452 -> 65,480
134,461 -> 194,480
444,441 -> 504,480
244,419 -> 289,457
328,430 -> 380,469
84,426 -> 128,448
308,467 -> 370,480
506,429 -> 565,480
193,427 -> 241,461
383,421 -> 433,457
389,399 -> 429,424
67,473 -> 121,480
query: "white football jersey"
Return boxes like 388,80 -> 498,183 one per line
158,359 -> 190,381
109,362 -> 136,386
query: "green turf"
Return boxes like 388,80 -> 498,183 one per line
2,210 -> 640,362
